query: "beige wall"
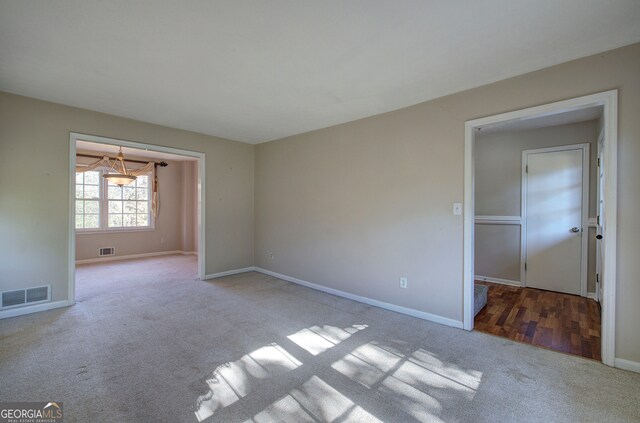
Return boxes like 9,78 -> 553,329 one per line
476,121 -> 598,216
0,92 -> 254,302
75,154 -> 199,261
1,43 -> 638,364
475,224 -> 521,282
474,121 -> 598,290
181,160 -> 199,253
255,42 -> 640,362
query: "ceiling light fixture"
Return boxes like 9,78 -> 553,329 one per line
103,147 -> 137,186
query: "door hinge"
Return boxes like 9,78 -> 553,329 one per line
598,158 -> 601,167
524,262 -> 527,271
525,165 -> 528,173
596,273 -> 599,283
597,215 -> 600,225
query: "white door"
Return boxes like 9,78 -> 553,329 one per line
524,146 -> 586,295
596,134 -> 604,303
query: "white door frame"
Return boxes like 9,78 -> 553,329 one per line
595,128 -> 605,303
68,133 -> 207,304
520,143 -> 590,297
463,90 -> 617,367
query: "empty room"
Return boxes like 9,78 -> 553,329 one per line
1,2 -> 639,422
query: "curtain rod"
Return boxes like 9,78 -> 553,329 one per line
76,153 -> 168,168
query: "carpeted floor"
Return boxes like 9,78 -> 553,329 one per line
1,255 -> 639,422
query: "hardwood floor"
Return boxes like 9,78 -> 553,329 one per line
474,281 -> 601,360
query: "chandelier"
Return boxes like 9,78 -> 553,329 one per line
103,147 -> 137,186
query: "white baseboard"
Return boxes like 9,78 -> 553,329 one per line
0,300 -> 73,320
181,251 -> 198,256
475,275 -> 522,287
205,267 -> 256,279
587,292 -> 597,300
76,250 -> 188,265
614,358 -> 640,374
254,267 -> 463,329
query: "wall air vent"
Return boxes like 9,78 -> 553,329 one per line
1,285 -> 51,309
27,286 -> 49,303
2,290 -> 25,308
99,247 -> 115,257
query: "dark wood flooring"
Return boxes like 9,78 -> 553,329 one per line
474,281 -> 601,360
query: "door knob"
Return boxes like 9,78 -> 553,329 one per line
570,227 -> 580,233
596,234 -> 603,240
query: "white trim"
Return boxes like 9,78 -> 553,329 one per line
255,267 -> 463,329
475,275 -> 522,287
205,267 -> 256,279
463,90 -> 617,367
72,133 -> 205,158
182,251 -> 198,256
75,250 -> 188,265
475,215 -> 521,225
581,138 -> 591,301
520,149 -> 528,286
0,300 -> 73,320
69,133 -> 207,304
601,91 -> 618,367
68,139 -> 77,307
463,122 -> 475,331
466,91 -> 615,130
614,358 -> 640,374
521,143 -> 590,298
587,292 -> 596,300
198,150 -> 206,281
77,227 -> 156,235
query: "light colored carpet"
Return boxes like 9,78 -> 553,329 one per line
1,255 -> 638,422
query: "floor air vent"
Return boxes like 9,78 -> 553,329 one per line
1,285 -> 51,309
99,247 -> 115,257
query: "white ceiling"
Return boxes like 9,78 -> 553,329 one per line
1,1 -> 639,144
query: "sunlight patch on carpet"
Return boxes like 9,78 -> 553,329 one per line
195,324 -> 368,421
245,376 -> 383,423
287,324 -> 367,356
194,343 -> 301,421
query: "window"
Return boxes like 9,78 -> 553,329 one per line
75,171 -> 101,229
107,175 -> 150,228
75,170 -> 153,231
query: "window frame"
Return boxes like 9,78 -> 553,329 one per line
74,170 -> 102,231
75,167 -> 155,234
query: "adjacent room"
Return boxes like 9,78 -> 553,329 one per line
472,107 -> 603,360
1,2 -> 640,422
74,138 -> 201,302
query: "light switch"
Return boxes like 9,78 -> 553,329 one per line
453,202 -> 462,216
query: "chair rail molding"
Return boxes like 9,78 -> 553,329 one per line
475,215 -> 521,225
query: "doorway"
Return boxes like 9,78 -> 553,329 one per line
68,132 -> 206,305
463,90 -> 617,366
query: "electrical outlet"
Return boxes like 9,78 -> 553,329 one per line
453,202 -> 462,216
399,277 -> 408,289
269,253 -> 274,260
